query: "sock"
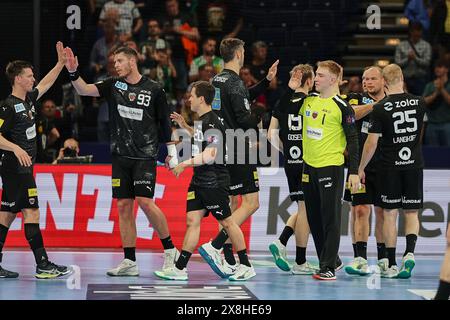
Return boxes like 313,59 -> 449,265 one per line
278,226 -> 294,247
237,249 -> 251,267
377,242 -> 387,260
386,247 -> 397,267
356,242 -> 367,260
211,229 -> 228,250
160,236 -> 175,250
295,246 -> 306,265
175,250 -> 192,270
0,224 -> 8,264
435,280 -> 450,300
223,243 -> 236,265
24,223 -> 48,265
404,234 -> 417,256
124,247 -> 136,262
352,243 -> 358,258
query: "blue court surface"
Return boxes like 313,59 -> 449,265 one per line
0,250 -> 444,300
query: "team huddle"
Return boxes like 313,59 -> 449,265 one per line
0,37 -> 448,299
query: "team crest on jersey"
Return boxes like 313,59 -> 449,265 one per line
128,92 -> 136,102
312,111 -> 318,119
305,110 -> 311,117
14,103 -> 25,113
362,97 -> 374,104
346,115 -> 355,124
115,81 -> 128,91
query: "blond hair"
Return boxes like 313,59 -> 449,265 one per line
290,64 -> 314,86
382,64 -> 403,86
317,60 -> 342,78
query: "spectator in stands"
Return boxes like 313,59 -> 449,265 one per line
429,0 -> 450,55
197,64 -> 215,81
395,21 -> 432,95
240,65 -> 268,126
88,0 -> 109,21
99,0 -> 143,39
89,20 -> 119,79
405,0 -> 430,31
52,138 -> 80,164
189,37 -> 224,82
160,0 -> 200,100
139,19 -> 171,76
197,0 -> 243,42
153,44 -> 178,110
249,41 -> 277,90
35,99 -> 61,163
423,59 -> 450,146
341,76 -> 363,95
57,83 -> 83,144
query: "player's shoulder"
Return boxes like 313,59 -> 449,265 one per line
332,94 -> 351,109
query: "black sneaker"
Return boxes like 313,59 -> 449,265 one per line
312,268 -> 336,281
335,256 -> 344,271
35,261 -> 71,279
0,266 -> 19,278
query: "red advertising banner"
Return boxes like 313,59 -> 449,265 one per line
1,165 -> 251,249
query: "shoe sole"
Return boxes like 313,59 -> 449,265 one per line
228,272 -> 256,281
35,273 -> 65,279
292,271 -> 315,275
268,244 -> 290,272
198,246 -> 228,279
344,266 -> 361,275
154,270 -> 187,281
0,274 -> 19,279
312,274 -> 336,281
106,272 -> 139,277
397,260 -> 415,279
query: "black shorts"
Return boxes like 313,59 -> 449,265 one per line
284,164 -> 304,202
377,168 -> 423,210
1,171 -> 39,213
112,155 -> 157,199
227,164 -> 259,196
351,170 -> 380,207
186,186 -> 231,220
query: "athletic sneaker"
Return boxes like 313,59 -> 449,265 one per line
381,265 -> 399,278
397,253 -> 415,279
198,241 -> 227,278
312,268 -> 336,281
0,266 -> 19,278
269,240 -> 290,271
154,266 -> 188,281
335,257 -> 344,272
291,261 -> 318,275
228,264 -> 256,281
106,259 -> 139,277
35,261 -> 71,279
377,258 -> 389,274
162,248 -> 180,271
344,257 -> 371,276
223,261 -> 238,277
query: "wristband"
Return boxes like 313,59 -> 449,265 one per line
167,144 -> 179,168
69,70 -> 80,81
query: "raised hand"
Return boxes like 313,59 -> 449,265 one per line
288,69 -> 303,90
170,112 -> 188,129
266,59 -> 279,81
64,47 -> 79,72
56,41 -> 67,66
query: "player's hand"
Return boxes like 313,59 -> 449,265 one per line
13,146 -> 32,167
56,41 -> 67,66
170,112 -> 188,129
288,69 -> 302,90
348,174 -> 360,195
64,47 -> 79,72
172,163 -> 185,178
358,168 -> 366,185
266,60 -> 279,81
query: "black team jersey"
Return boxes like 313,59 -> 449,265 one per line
346,92 -> 383,172
0,88 -> 39,174
369,93 -> 425,169
190,111 -> 230,189
95,76 -> 172,160
272,89 -> 306,166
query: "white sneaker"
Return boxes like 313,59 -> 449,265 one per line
198,241 -> 227,278
162,248 -> 180,271
223,261 -> 238,277
382,265 -> 399,278
106,259 -> 139,277
344,257 -> 371,276
154,266 -> 188,281
291,261 -> 318,275
398,252 -> 415,279
228,264 -> 256,281
377,258 -> 389,274
269,240 -> 290,271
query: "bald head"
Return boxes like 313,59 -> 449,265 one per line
362,66 -> 384,96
